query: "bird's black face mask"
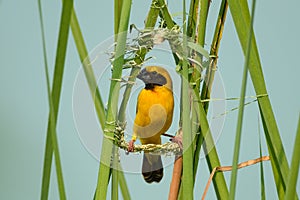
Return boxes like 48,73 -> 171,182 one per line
137,68 -> 167,89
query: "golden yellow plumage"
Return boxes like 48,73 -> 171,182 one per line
128,66 -> 174,183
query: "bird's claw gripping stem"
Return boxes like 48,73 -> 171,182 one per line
126,140 -> 135,154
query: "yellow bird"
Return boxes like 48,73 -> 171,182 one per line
128,66 -> 174,183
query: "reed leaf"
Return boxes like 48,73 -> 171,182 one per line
38,1 -> 53,198
39,0 -> 73,199
259,120 -> 266,200
198,102 -> 229,199
260,112 -> 286,198
69,3 -> 134,199
68,2 -> 132,199
118,166 -> 131,200
70,11 -> 106,128
229,0 -> 256,198
227,0 -> 297,198
285,115 -> 300,200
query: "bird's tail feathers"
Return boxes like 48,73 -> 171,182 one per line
142,153 -> 163,183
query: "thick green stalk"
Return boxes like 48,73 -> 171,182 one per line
191,0 -> 220,183
197,0 -> 209,48
111,148 -> 119,200
157,0 -> 175,29
229,0 -> 256,199
191,0 -> 209,90
118,0 -> 160,124
285,115 -> 300,200
158,1 -> 228,198
114,0 -> 123,40
186,0 -> 210,97
199,102 -> 229,199
115,6 -> 160,198
111,2 -> 161,200
181,1 -> 194,199
201,0 -> 228,111
186,0 -> 201,172
187,0 -> 200,40
260,112 -> 286,198
227,0 -> 296,198
111,0 -> 123,198
181,61 -> 194,200
95,0 -> 132,199
39,0 -> 73,199
193,0 -> 228,188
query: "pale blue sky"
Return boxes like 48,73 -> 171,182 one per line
0,0 -> 299,199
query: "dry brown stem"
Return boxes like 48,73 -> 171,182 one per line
202,156 -> 270,200
168,156 -> 183,200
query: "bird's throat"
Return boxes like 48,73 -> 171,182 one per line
145,83 -> 162,90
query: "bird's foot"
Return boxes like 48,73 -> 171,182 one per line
126,140 -> 135,154
170,133 -> 183,150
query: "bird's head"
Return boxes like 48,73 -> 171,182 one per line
137,66 -> 173,91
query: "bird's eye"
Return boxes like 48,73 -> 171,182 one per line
152,71 -> 157,75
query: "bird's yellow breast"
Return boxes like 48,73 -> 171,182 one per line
133,86 -> 174,145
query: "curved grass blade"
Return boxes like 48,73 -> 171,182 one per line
229,0 -> 256,199
38,1 -> 53,198
69,5 -> 132,200
70,12 -> 106,128
118,164 -> 131,200
39,0 -> 74,199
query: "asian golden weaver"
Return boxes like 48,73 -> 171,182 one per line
128,66 -> 174,183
